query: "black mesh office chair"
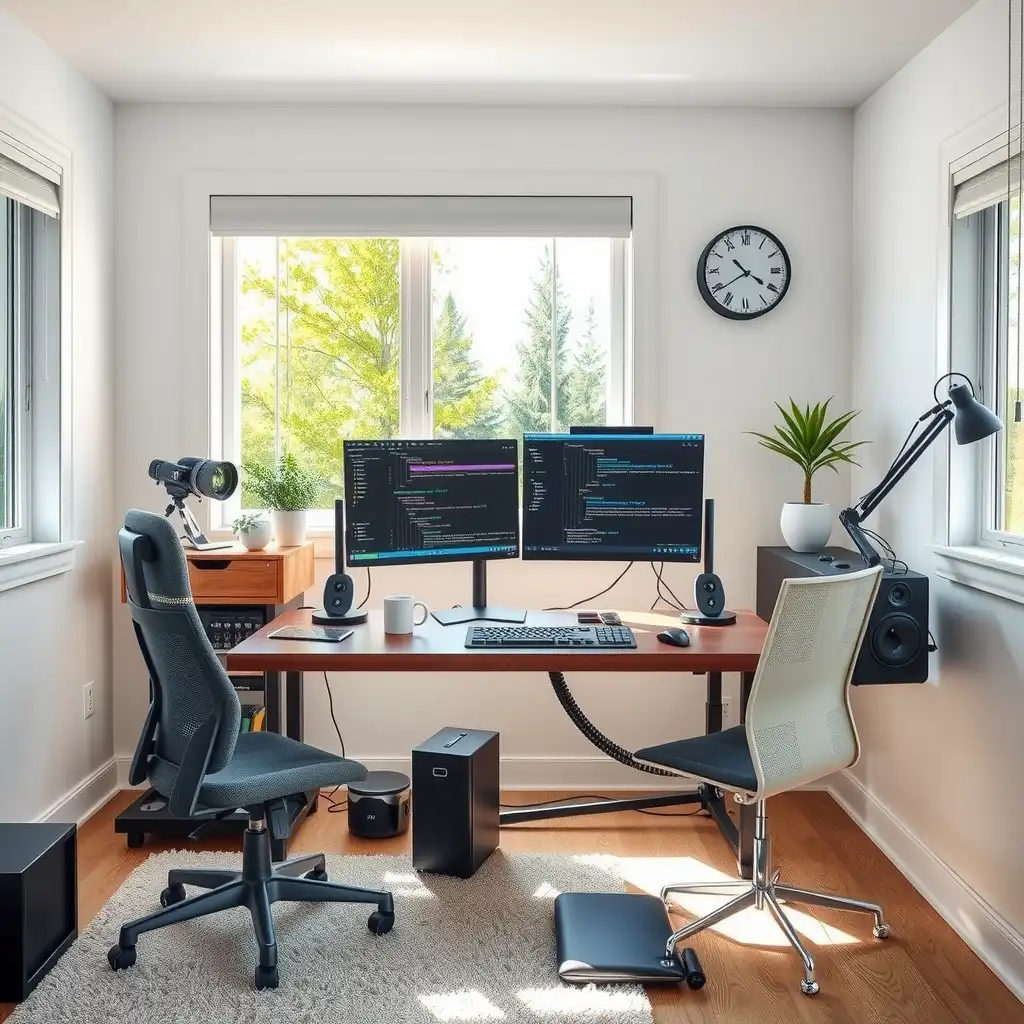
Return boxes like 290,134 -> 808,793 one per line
110,509 -> 394,989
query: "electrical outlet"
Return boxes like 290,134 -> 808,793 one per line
83,682 -> 95,720
721,697 -> 734,728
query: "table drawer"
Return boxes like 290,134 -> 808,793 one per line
188,558 -> 279,601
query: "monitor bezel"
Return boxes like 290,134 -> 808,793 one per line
342,437 -> 521,568
521,432 -> 705,563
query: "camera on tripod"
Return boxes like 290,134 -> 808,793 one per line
149,457 -> 238,551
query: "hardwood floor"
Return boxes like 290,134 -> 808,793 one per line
3,789 -> 1020,1023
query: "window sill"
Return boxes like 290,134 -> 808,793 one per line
0,541 -> 78,594
931,544 -> 1024,606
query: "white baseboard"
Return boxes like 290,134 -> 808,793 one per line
828,769 -> 1024,1003
35,757 -> 119,826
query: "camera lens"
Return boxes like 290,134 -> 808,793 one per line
192,460 -> 238,500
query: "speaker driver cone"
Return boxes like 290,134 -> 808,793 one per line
870,614 -> 922,667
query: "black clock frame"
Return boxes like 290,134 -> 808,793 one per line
696,225 -> 792,321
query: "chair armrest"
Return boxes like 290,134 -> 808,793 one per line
167,716 -> 219,818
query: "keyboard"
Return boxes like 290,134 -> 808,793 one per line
465,625 -> 637,649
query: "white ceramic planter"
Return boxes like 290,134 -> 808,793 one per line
780,502 -> 833,553
236,520 -> 273,552
272,509 -> 307,547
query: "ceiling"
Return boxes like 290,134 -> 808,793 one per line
1,0 -> 977,105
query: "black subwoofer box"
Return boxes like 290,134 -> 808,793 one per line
0,822 -> 77,1002
756,546 -> 929,685
412,727 -> 499,878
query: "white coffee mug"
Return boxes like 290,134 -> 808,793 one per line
382,595 -> 429,634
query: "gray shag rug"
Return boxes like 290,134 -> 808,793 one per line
11,849 -> 653,1024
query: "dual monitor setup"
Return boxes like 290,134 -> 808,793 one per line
321,428 -> 709,630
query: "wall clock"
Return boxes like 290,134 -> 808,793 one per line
696,225 -> 791,321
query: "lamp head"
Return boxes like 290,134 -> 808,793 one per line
948,382 -> 1003,445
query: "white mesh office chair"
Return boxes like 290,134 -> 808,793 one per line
635,565 -> 888,995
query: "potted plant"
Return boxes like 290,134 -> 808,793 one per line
242,454 -> 321,547
232,512 -> 274,552
748,398 -> 869,553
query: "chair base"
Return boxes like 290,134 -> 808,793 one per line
107,818 -> 394,989
660,801 -> 889,995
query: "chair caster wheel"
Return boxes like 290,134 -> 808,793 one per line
873,923 -> 891,939
800,979 -> 819,996
108,944 -> 136,971
304,869 -> 328,882
255,964 -> 279,990
368,910 -> 395,935
160,883 -> 187,907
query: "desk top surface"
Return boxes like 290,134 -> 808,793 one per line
226,608 -> 767,673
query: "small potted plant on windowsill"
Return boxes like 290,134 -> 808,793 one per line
748,398 -> 869,553
232,512 -> 274,552
242,454 -> 322,548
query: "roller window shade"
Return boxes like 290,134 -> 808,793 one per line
0,139 -> 60,219
209,194 -> 632,238
953,155 -> 1021,219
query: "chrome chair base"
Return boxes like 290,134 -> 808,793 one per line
660,802 -> 889,995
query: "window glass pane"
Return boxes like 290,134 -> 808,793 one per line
430,237 -> 613,440
1002,197 -> 1024,534
237,237 -> 400,509
1,198 -> 12,531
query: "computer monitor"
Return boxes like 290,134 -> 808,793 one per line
522,433 -> 705,561
342,438 -> 525,625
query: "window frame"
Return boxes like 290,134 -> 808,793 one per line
213,230 -> 632,529
1,199 -> 35,548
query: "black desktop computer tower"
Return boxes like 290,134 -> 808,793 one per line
412,728 -> 499,878
756,546 -> 929,685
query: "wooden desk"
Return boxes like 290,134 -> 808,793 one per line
229,608 -> 768,878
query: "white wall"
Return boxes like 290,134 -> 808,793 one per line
850,0 -> 1024,980
0,9 -> 115,820
113,102 -> 853,784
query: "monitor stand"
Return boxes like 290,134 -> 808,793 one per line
431,559 -> 527,626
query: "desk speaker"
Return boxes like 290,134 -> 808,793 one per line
756,546 -> 929,685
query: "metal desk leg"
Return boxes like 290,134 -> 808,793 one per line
265,672 -> 282,734
706,671 -> 723,734
735,671 -> 757,880
286,671 -> 303,742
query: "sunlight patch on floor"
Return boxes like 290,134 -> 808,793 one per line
419,990 -> 507,1021
516,986 -> 650,1017
381,870 -> 438,899
573,853 -> 858,947
532,881 -> 561,900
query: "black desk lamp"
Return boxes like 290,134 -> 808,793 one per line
840,372 -> 1002,566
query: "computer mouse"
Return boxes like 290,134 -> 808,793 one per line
657,627 -> 691,648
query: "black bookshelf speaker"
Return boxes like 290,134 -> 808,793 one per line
756,546 -> 929,685
312,499 -> 368,626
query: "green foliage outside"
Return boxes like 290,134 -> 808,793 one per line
238,238 -> 607,508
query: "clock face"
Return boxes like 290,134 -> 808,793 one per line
697,226 -> 791,320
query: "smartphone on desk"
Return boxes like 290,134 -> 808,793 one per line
268,626 -> 354,643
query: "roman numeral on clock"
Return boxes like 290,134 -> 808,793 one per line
712,282 -> 724,292
741,232 -> 751,245
741,297 -> 750,311
770,267 -> 782,274
723,291 -> 734,307
724,238 -> 736,251
767,283 -> 779,293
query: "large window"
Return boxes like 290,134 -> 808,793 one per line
953,153 -> 1024,549
215,197 -> 631,521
